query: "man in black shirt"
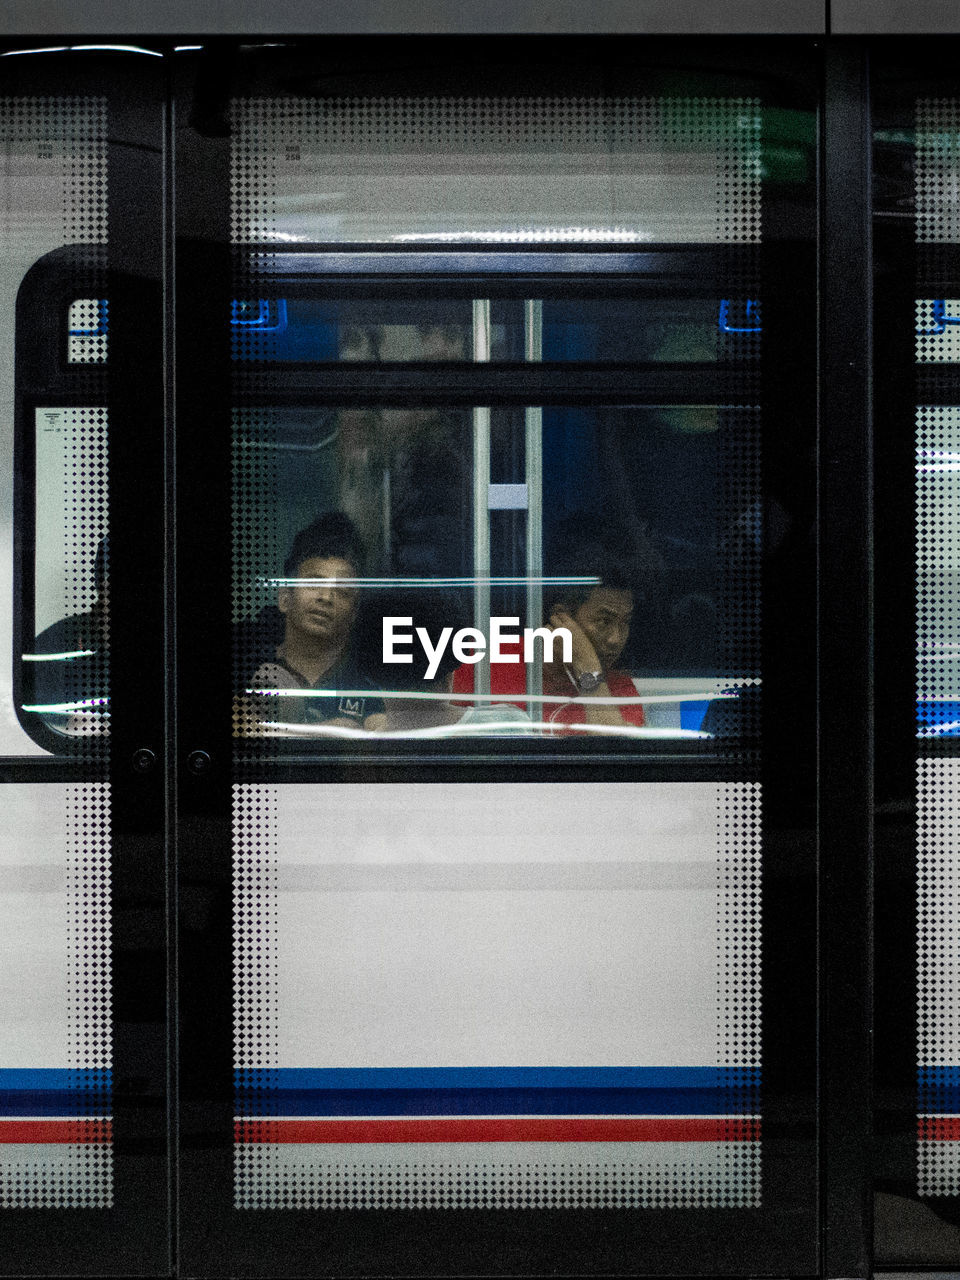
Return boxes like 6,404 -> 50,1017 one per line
237,513 -> 384,734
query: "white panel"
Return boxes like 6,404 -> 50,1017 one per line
0,782 -> 112,1207
234,781 -> 762,1208
236,1141 -> 760,1210
231,97 -> 761,245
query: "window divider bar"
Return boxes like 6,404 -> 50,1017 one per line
473,299 -> 492,699
819,38 -> 875,1280
525,299 -> 544,719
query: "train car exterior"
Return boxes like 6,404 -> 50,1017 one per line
0,2 -> 956,1277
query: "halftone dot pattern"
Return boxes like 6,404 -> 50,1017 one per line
0,98 -> 110,1207
715,406 -> 762,738
917,101 -> 960,246
233,783 -> 280,1189
917,761 -> 960,1195
0,783 -> 112,1209
229,97 -> 761,245
916,298 -> 960,365
717,781 -> 762,1206
916,407 -> 960,732
915,102 -> 960,1199
230,92 -> 764,1208
232,409 -> 281,733
232,783 -> 762,1210
63,406 -> 109,740
67,298 -> 108,364
65,782 -> 112,1205
0,97 -> 106,242
234,1142 -> 760,1211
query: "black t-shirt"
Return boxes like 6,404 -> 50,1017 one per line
237,609 -> 384,729
246,647 -> 384,728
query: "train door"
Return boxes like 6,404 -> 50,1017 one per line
872,48 -> 960,1263
174,41 -> 820,1276
0,49 -> 168,1275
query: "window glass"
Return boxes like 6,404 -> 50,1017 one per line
67,297 -> 107,363
217,66 -> 817,1273
232,401 -> 758,742
231,295 -> 760,364
24,407 -> 109,739
230,97 -> 761,246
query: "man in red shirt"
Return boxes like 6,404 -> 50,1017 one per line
452,574 -> 645,735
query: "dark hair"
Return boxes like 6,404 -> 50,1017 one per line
360,588 -> 468,690
546,517 -> 638,612
283,512 -> 366,579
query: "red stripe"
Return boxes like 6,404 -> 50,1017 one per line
918,1116 -> 960,1141
0,1119 -> 112,1144
235,1117 -> 760,1145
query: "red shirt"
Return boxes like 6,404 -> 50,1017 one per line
452,652 -> 645,735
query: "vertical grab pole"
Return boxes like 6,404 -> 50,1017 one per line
473,300 -> 492,700
525,300 -> 544,719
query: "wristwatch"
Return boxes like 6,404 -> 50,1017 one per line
573,668 -> 603,693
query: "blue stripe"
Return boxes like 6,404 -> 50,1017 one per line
0,1069 -> 112,1090
235,1067 -> 753,1091
235,1087 -> 752,1117
0,1092 -> 110,1118
0,1069 -> 111,1117
919,1066 -> 960,1113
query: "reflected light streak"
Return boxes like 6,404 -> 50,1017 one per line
391,229 -> 651,244
1,44 -> 163,57
0,46 -> 69,56
71,44 -> 163,56
262,575 -> 601,589
918,721 -> 960,737
248,686 -> 723,705
256,720 -> 710,740
21,698 -> 108,713
22,649 -> 95,662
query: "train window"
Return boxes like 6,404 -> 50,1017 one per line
232,398 -> 757,742
24,407 -> 109,740
917,406 -> 960,739
231,295 -> 760,364
67,297 -> 107,363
